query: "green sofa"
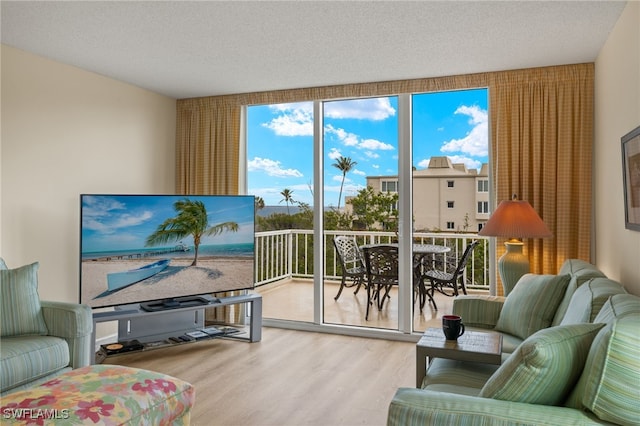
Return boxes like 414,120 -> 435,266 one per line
0,259 -> 93,395
388,260 -> 640,426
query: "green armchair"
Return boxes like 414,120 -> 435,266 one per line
0,259 -> 93,395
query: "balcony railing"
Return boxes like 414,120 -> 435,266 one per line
255,230 -> 490,290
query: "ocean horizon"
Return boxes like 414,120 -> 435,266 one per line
82,242 -> 254,260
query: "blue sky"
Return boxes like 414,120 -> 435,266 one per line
248,89 -> 488,206
81,195 -> 255,252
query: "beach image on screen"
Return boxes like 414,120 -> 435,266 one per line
80,194 -> 255,309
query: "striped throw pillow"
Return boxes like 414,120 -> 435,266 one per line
495,274 -> 570,340
0,262 -> 49,337
479,323 -> 604,405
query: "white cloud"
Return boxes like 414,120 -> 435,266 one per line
353,169 -> 366,176
82,196 -> 153,233
248,157 -> 303,178
328,147 -> 342,160
263,102 -> 313,136
417,158 -> 430,168
325,98 -> 396,120
440,105 -> 488,157
324,125 -> 395,165
364,151 -> 380,159
360,138 -> 394,151
261,98 -> 395,137
446,155 -> 483,171
325,124 -> 359,146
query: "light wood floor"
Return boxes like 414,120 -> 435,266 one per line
104,327 -> 415,426
104,282 -> 476,425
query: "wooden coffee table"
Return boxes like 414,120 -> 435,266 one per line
416,327 -> 503,387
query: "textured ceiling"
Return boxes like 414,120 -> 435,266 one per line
0,1 -> 627,99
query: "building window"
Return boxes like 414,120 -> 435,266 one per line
477,179 -> 489,192
381,180 -> 398,193
447,180 -> 455,188
447,201 -> 454,208
477,201 -> 489,213
446,221 -> 455,230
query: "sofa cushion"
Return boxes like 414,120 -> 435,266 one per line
557,259 -> 604,277
559,278 -> 626,325
566,302 -> 640,426
593,293 -> 640,323
0,335 -> 70,392
479,323 -> 604,405
0,262 -> 48,337
495,273 -> 570,340
552,260 -> 607,326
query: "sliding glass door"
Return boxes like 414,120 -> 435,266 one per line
246,88 -> 488,336
322,97 -> 399,330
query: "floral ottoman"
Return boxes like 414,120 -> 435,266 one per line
1,365 -> 195,425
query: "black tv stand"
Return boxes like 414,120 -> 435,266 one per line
90,293 -> 261,364
140,295 -> 212,312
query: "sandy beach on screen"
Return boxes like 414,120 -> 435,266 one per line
81,257 -> 254,308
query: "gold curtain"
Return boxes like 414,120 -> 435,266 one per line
490,64 -> 594,294
176,63 -> 594,298
176,98 -> 240,195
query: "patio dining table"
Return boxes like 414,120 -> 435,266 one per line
359,243 -> 452,313
359,243 -> 451,261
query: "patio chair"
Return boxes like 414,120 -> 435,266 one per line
362,245 -> 399,320
423,240 -> 479,310
333,236 -> 367,300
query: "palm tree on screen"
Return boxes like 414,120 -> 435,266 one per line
145,198 -> 238,266
333,156 -> 357,210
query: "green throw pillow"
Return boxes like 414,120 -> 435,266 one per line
565,317 -> 640,425
479,323 -> 604,405
495,273 -> 570,339
0,262 -> 49,337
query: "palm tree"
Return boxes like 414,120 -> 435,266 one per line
279,188 -> 294,215
145,198 -> 238,266
254,196 -> 265,212
332,156 -> 357,210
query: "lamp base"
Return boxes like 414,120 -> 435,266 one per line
498,241 -> 530,296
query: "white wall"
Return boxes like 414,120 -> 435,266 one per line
1,45 -> 176,302
594,1 -> 640,295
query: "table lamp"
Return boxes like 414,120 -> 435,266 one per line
478,195 -> 552,296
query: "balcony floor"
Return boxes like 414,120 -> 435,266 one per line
255,278 -> 487,332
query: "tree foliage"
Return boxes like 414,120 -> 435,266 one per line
348,186 -> 399,231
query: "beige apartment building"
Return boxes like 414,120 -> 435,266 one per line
365,156 -> 489,232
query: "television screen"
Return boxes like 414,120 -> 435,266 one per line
80,194 -> 255,310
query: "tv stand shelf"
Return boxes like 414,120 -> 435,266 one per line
91,293 -> 262,364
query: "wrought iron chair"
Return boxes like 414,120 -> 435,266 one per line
423,240 -> 479,310
333,236 -> 367,300
362,245 -> 399,320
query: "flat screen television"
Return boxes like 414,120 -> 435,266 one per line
80,194 -> 255,311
